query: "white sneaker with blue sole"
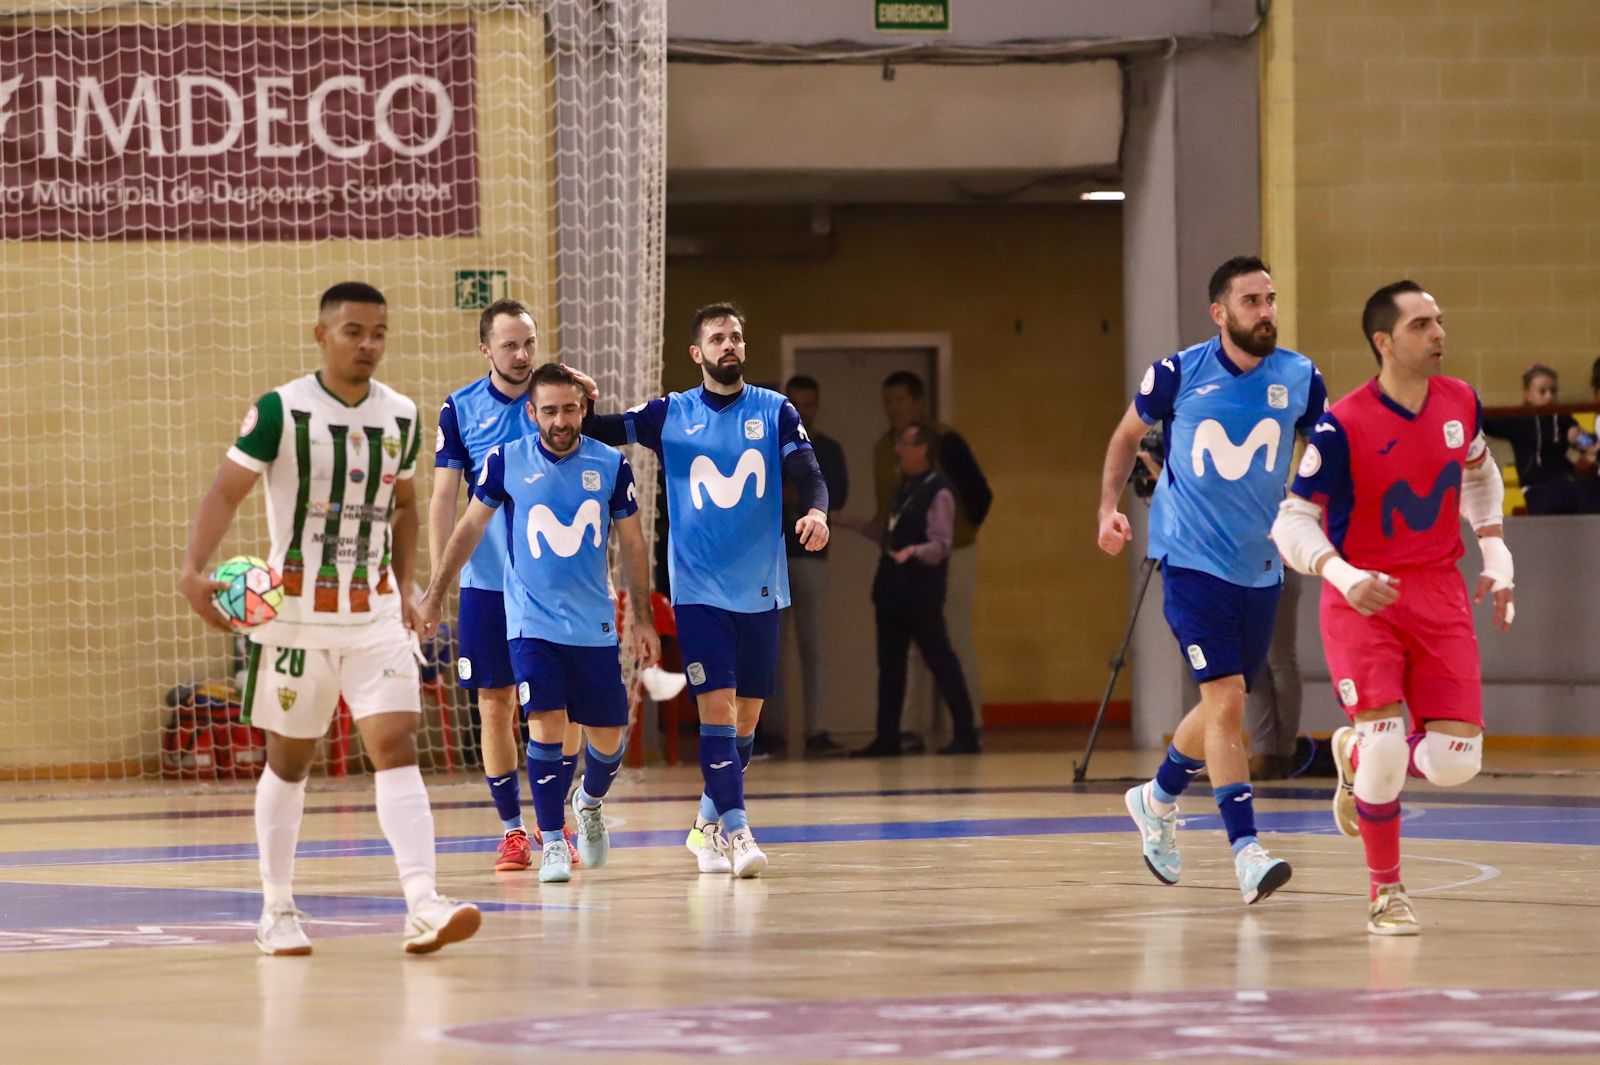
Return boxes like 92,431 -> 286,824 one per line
1124,782 -> 1181,885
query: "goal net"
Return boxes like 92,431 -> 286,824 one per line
0,1 -> 666,783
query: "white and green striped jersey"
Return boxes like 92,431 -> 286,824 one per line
226,372 -> 422,649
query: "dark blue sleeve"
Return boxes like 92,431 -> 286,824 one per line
782,448 -> 828,515
435,399 -> 470,470
1133,357 -> 1180,424
1296,368 -> 1329,435
778,400 -> 815,459
585,397 -> 667,453
1290,413 -> 1352,503
471,445 -> 509,508
610,456 -> 639,519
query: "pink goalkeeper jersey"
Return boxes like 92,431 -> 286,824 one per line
1291,376 -> 1484,573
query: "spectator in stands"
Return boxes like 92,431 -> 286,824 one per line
873,371 -> 992,743
770,375 -> 850,756
1483,364 -> 1600,515
853,423 -> 981,757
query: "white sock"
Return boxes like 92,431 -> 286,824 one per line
256,766 -> 306,909
1145,781 -> 1176,817
374,765 -> 437,910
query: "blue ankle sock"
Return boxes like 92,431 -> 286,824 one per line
525,739 -> 567,838
699,724 -> 744,824
578,743 -> 624,805
487,772 -> 523,832
1214,782 -> 1259,853
698,792 -> 719,824
1152,743 -> 1206,805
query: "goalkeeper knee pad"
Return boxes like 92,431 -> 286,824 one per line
1414,730 -> 1482,787
1352,718 -> 1409,804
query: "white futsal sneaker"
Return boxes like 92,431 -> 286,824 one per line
255,903 -> 312,956
687,821 -> 734,874
728,826 -> 769,879
539,836 -> 574,884
402,893 -> 482,954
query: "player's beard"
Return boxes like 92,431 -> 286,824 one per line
704,356 -> 744,387
543,425 -> 579,454
1228,316 -> 1277,359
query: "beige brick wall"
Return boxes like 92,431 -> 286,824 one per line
1266,0 -> 1600,408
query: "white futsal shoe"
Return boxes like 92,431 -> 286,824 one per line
686,821 -> 734,874
1331,726 -> 1360,838
728,827 -> 769,879
255,904 -> 312,956
403,894 -> 482,954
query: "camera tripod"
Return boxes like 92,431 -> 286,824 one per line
1072,554 -> 1158,783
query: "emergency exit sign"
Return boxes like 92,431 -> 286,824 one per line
875,1 -> 950,32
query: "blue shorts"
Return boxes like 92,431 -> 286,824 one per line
1160,563 -> 1281,690
674,603 -> 780,699
509,637 -> 628,727
455,588 -> 516,690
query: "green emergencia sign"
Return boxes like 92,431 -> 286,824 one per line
454,269 -> 508,310
875,1 -> 950,33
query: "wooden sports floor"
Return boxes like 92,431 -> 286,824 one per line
1,742 -> 1597,1065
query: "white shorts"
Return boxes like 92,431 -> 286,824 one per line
244,640 -> 421,740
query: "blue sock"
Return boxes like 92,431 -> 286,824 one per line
698,792 -> 719,825
525,739 -> 567,838
559,753 -> 578,803
736,733 -> 754,772
486,772 -> 523,832
699,724 -> 745,829
1152,743 -> 1206,805
577,743 -> 624,806
1214,782 -> 1259,853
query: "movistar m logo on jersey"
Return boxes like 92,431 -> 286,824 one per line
689,449 -> 765,510
1380,465 -> 1461,538
527,498 -> 603,558
1190,418 -> 1281,480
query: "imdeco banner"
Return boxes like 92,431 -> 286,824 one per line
0,24 -> 478,240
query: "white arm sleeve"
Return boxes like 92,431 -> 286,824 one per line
1271,495 -> 1375,600
1459,436 -> 1506,531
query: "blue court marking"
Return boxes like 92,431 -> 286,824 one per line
0,804 -> 1593,872
4,781 -> 1595,829
0,883 -> 554,930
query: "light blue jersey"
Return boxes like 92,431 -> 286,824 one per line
475,435 -> 638,647
1136,336 -> 1326,588
435,377 -> 535,592
621,385 -> 808,613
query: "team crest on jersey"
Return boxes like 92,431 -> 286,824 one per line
1298,443 -> 1322,478
1338,678 -> 1359,707
277,688 -> 297,711
382,435 -> 402,459
238,406 -> 259,437
1267,384 -> 1289,409
582,469 -> 601,492
1443,420 -> 1465,449
744,418 -> 765,440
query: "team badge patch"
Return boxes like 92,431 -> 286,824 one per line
457,657 -> 473,681
239,406 -> 259,437
744,418 -> 765,441
277,688 -> 297,711
582,469 -> 602,492
1338,678 -> 1359,707
1443,420 -> 1465,449
518,681 -> 531,705
1139,366 -> 1155,396
1267,383 -> 1289,409
435,425 -> 445,452
687,662 -> 706,686
1298,443 -> 1322,478
1186,644 -> 1207,670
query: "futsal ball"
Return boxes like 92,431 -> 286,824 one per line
211,555 -> 284,630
